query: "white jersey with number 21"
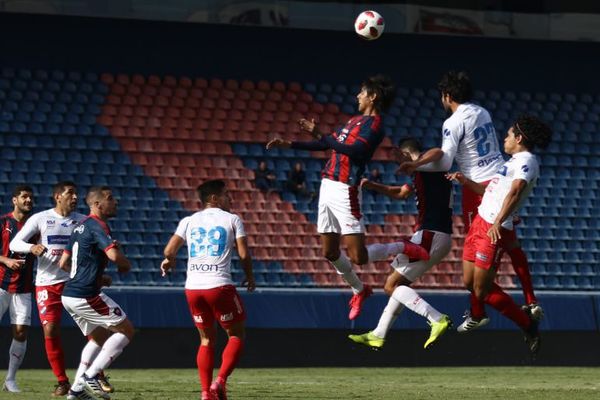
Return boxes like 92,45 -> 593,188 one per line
441,103 -> 505,182
175,208 -> 246,290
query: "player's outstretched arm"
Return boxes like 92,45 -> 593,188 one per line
398,148 -> 448,174
58,251 -> 71,272
161,235 -> 184,277
361,178 -> 412,200
298,118 -> 326,139
236,236 -> 255,292
266,138 -> 291,150
106,247 -> 131,273
446,172 -> 486,195
0,256 -> 25,270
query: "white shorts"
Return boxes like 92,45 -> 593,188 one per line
317,178 -> 365,235
391,230 -> 451,282
62,292 -> 127,336
0,289 -> 32,326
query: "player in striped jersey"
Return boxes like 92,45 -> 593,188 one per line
0,185 -> 35,392
267,75 -> 429,320
398,71 -> 542,327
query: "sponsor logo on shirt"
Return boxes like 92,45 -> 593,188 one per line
443,128 -> 451,136
521,165 -> 529,173
61,220 -> 77,227
193,315 -> 203,323
220,313 -> 233,322
113,307 -> 122,316
46,220 -> 55,226
47,235 -> 71,245
188,263 -> 222,272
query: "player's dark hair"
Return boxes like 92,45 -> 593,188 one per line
86,186 -> 112,207
512,114 -> 552,151
52,181 -> 77,196
197,180 -> 226,204
12,184 -> 33,198
438,71 -> 473,103
362,74 -> 395,113
398,137 -> 422,153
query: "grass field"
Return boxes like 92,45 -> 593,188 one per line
1,367 -> 600,399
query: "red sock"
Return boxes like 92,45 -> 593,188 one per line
44,337 -> 68,382
484,283 -> 530,330
469,292 -> 486,320
197,345 -> 214,393
217,337 -> 244,382
508,247 -> 537,305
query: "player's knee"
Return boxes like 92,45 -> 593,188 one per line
472,283 -> 487,300
462,275 -> 474,290
43,322 -> 60,338
347,250 -> 368,265
13,328 -> 27,342
323,249 -> 340,261
383,282 -> 397,296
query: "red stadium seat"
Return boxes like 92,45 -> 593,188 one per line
100,73 -> 114,84
164,75 -> 177,87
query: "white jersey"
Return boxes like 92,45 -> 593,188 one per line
175,208 -> 246,290
10,209 -> 86,286
478,151 -> 539,230
441,103 -> 505,182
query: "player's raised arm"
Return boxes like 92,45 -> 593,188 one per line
235,236 -> 255,292
161,234 -> 185,277
9,214 -> 45,255
446,172 -> 486,195
399,147 -> 447,174
361,178 -> 412,200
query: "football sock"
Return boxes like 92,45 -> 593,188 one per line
44,336 -> 68,382
508,246 -> 537,305
392,285 -> 443,323
86,333 -> 130,377
330,253 -> 363,294
217,336 -> 244,382
198,345 -> 214,393
484,283 -> 530,330
6,339 -> 26,381
367,243 -> 399,262
75,339 -> 101,382
469,292 -> 487,320
372,297 -> 404,338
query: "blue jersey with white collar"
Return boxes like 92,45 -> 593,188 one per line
62,215 -> 116,298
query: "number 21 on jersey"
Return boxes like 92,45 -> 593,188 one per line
190,226 -> 227,257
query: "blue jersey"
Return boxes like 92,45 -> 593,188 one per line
62,216 -> 116,298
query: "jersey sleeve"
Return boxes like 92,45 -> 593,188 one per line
63,232 -> 76,255
439,119 -> 462,164
513,157 -> 538,183
232,215 -> 246,239
9,213 -> 41,253
174,217 -> 190,242
91,224 -> 116,253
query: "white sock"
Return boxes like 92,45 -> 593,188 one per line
75,340 -> 102,382
85,333 -> 130,378
391,286 -> 443,323
372,297 -> 404,339
6,339 -> 26,381
330,252 -> 363,294
367,242 -> 406,262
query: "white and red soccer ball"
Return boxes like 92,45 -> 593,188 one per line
354,10 -> 385,40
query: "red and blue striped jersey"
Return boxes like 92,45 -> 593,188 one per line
0,213 -> 35,293
322,115 -> 383,186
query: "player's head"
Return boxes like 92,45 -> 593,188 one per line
197,180 -> 231,212
12,184 -> 34,215
358,74 -> 395,114
294,162 -> 303,171
438,71 -> 473,112
86,186 -> 118,219
505,114 -> 552,154
398,137 -> 423,161
53,181 -> 78,213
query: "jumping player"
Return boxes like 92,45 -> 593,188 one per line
267,75 -> 429,320
348,138 -> 452,350
447,114 -> 551,354
160,180 -> 255,400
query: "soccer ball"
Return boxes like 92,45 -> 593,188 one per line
354,10 -> 385,40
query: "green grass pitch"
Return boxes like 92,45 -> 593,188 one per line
1,367 -> 599,399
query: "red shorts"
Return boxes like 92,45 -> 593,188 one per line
185,285 -> 246,329
462,214 -> 512,270
36,282 -> 66,325
461,183 -> 488,233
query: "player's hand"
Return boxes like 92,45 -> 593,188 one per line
243,275 -> 256,292
4,259 -> 25,270
31,244 -> 47,256
396,161 -> 418,175
360,178 -> 370,188
266,138 -> 291,150
487,223 -> 502,244
160,258 -> 175,277
298,118 -> 316,134
101,274 -> 112,287
446,172 -> 467,185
